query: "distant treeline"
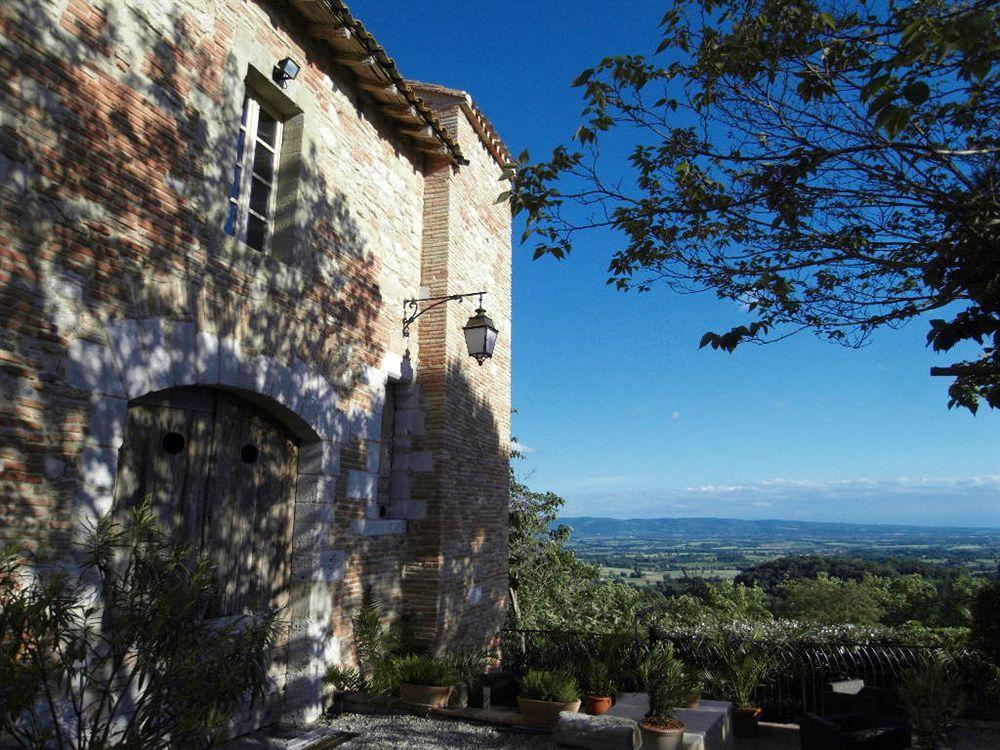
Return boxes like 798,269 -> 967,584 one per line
734,554 -> 989,594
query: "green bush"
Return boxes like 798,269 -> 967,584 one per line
520,670 -> 579,703
898,659 -> 966,750
0,506 -> 279,749
969,580 -> 1000,665
395,654 -> 459,687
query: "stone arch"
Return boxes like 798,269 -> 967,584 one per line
66,315 -> 347,723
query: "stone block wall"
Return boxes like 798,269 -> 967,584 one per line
0,0 -> 512,728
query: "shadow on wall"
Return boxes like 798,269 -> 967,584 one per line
398,360 -> 510,656
0,0 -> 388,550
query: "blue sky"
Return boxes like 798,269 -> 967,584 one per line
352,1 -> 1000,527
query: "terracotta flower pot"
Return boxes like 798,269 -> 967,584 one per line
733,706 -> 763,738
517,696 -> 581,728
399,682 -> 453,709
686,691 -> 702,709
583,694 -> 612,715
639,718 -> 685,750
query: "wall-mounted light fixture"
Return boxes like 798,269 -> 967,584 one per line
403,291 -> 499,365
273,57 -> 301,88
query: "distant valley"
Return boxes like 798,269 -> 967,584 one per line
558,516 -> 1000,583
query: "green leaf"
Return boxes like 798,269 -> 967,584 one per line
902,81 -> 929,106
877,106 -> 911,139
495,191 -> 511,204
572,69 -> 594,87
819,12 -> 836,30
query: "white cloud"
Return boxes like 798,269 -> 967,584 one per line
671,411 -> 681,420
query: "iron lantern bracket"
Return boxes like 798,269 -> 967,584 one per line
402,291 -> 486,337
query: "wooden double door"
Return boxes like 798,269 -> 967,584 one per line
113,386 -> 298,619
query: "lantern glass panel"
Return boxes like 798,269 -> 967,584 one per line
464,325 -> 486,358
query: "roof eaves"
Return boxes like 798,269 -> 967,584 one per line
288,0 -> 466,164
406,80 -> 513,169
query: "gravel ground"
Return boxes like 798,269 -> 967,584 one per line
326,712 -> 550,750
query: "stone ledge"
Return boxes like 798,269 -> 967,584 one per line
350,519 -> 406,536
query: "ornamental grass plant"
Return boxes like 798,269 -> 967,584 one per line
395,654 -> 459,687
520,669 -> 580,703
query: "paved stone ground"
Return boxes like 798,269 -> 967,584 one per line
327,713 -> 550,750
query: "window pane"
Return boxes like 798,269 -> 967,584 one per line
252,143 -> 274,182
249,178 -> 271,217
240,96 -> 250,126
256,108 -> 278,147
246,214 -> 267,252
224,202 -> 238,236
228,165 -> 242,200
235,129 -> 246,164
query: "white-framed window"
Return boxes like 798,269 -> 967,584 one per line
224,94 -> 283,253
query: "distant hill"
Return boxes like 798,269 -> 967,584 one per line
557,516 -> 1000,542
556,516 -> 1000,546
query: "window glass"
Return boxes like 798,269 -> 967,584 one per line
223,93 -> 282,252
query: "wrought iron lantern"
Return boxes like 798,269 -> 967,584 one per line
403,291 -> 499,366
462,306 -> 498,365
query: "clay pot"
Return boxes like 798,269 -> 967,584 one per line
583,694 -> 613,715
639,719 -> 685,750
733,706 -> 763,738
517,696 -> 581,728
399,682 -> 452,709
686,691 -> 702,709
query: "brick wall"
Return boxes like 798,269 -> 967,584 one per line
0,0 -> 512,727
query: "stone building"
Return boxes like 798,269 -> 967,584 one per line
0,0 -> 512,727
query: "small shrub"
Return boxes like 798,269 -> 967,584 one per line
580,660 -> 615,696
395,654 -> 459,687
643,643 -> 691,725
0,506 -> 279,749
520,670 -> 579,703
707,631 -> 772,709
898,659 -> 965,750
323,591 -> 400,695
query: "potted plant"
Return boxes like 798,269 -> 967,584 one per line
713,637 -> 770,738
898,659 -> 965,750
396,654 -> 459,709
684,669 -> 706,709
639,645 -> 690,750
517,669 -> 581,727
581,661 -> 615,715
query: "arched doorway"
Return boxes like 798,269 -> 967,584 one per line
113,386 -> 298,721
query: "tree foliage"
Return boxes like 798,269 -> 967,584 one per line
0,506 -> 279,749
969,580 -> 1000,663
509,0 -> 1000,410
508,464 -> 647,630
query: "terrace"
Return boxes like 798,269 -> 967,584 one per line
222,625 -> 1000,750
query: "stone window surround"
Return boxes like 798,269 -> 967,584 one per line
64,315 -> 428,722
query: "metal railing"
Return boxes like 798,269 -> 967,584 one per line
500,627 -> 959,722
